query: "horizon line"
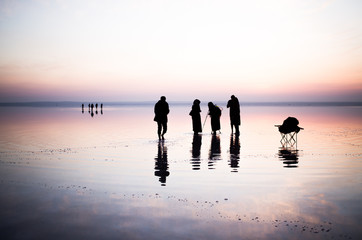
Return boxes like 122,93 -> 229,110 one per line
1,101 -> 362,107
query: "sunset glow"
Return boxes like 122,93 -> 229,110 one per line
0,0 -> 361,102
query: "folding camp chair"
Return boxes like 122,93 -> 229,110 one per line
275,124 -> 304,148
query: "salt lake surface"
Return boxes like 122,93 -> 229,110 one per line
0,103 -> 361,240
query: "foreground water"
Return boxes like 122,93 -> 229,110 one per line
0,104 -> 361,240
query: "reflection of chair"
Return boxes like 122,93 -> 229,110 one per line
275,117 -> 303,148
278,148 -> 299,168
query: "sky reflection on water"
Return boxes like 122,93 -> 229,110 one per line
0,105 -> 361,239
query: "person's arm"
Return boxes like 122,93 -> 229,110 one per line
227,100 -> 231,108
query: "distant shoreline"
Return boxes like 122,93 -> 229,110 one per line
0,101 -> 361,107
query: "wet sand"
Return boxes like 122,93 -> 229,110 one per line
0,104 -> 361,239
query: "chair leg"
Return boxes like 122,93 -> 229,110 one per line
279,130 -> 299,149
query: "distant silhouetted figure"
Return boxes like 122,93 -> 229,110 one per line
227,95 -> 240,135
95,103 -> 98,110
208,102 -> 221,134
189,99 -> 202,134
88,104 -> 90,113
81,104 -> 84,113
154,96 -> 170,139
90,103 -> 94,117
101,103 -> 103,109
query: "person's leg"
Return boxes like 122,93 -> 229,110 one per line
235,124 -> 240,135
161,121 -> 167,138
157,122 -> 162,139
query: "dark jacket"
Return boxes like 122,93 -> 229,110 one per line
154,100 -> 169,123
227,97 -> 240,125
189,103 -> 202,133
208,104 -> 221,132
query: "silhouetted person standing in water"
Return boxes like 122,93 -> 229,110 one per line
208,102 -> 221,134
154,96 -> 170,140
189,99 -> 202,134
227,95 -> 240,135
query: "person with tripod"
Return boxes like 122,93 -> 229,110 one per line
207,102 -> 222,134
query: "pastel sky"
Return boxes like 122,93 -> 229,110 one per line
0,0 -> 361,102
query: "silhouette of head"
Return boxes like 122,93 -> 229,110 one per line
161,96 -> 166,101
193,99 -> 200,105
231,95 -> 236,100
208,102 -> 214,108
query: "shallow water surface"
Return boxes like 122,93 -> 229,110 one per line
0,104 -> 361,239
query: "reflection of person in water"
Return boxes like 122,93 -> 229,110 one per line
190,134 -> 202,170
189,99 -> 202,134
154,96 -> 170,140
154,140 -> 169,186
229,134 -> 240,172
208,102 -> 221,134
208,134 -> 221,169
227,95 -> 240,135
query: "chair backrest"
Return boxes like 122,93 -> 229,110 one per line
279,117 -> 301,134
